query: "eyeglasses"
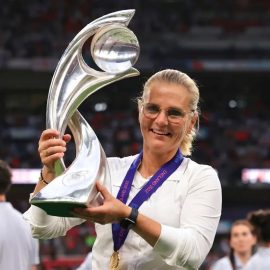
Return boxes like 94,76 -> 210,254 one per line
142,103 -> 193,124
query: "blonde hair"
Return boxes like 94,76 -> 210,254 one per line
138,69 -> 200,156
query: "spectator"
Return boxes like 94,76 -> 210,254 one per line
244,209 -> 270,270
0,160 -> 40,270
211,219 -> 256,270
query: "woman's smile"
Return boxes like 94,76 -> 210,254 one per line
150,128 -> 171,137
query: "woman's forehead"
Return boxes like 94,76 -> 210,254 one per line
231,224 -> 251,233
144,81 -> 191,105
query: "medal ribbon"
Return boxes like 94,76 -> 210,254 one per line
112,149 -> 183,252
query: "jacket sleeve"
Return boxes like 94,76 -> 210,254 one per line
23,203 -> 85,239
153,165 -> 222,269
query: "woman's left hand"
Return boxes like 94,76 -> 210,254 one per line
72,182 -> 131,224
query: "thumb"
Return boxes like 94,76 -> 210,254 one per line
63,133 -> 72,142
96,181 -> 111,199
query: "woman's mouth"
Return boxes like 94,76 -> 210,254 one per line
151,129 -> 170,136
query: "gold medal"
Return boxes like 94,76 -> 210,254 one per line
109,250 -> 120,270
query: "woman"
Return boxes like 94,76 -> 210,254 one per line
244,209 -> 270,270
211,220 -> 256,270
24,69 -> 222,270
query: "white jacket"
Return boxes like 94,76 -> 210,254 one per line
24,156 -> 222,270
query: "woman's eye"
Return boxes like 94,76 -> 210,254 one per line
168,109 -> 184,117
146,105 -> 160,113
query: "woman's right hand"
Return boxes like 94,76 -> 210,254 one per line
38,129 -> 71,176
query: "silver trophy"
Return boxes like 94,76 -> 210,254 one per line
30,10 -> 140,217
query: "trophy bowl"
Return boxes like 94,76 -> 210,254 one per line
91,24 -> 139,74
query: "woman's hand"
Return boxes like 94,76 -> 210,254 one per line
38,129 -> 71,171
33,129 -> 72,194
72,182 -> 131,224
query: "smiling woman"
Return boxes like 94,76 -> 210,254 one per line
137,69 -> 199,160
24,69 -> 222,270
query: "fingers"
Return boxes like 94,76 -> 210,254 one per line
72,208 -> 97,221
73,209 -> 93,221
38,129 -> 71,168
62,134 -> 72,143
39,129 -> 60,141
96,181 -> 111,199
40,144 -> 65,163
71,184 -> 113,224
72,208 -> 109,225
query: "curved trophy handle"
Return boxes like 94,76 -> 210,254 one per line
30,10 -> 140,217
47,9 -> 140,173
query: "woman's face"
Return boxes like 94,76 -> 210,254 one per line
230,224 -> 256,255
138,80 -> 197,156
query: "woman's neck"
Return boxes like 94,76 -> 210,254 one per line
236,251 -> 252,265
138,148 -> 177,178
0,195 -> 6,202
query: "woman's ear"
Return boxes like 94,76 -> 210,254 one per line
188,111 -> 198,134
137,100 -> 143,121
138,102 -> 141,112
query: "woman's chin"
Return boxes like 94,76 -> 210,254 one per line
148,142 -> 172,154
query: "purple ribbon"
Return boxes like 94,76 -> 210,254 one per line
112,149 -> 183,251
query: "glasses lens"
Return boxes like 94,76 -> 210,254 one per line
143,103 -> 187,124
167,109 -> 185,122
143,104 -> 160,118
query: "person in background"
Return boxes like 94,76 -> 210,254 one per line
0,160 -> 40,270
244,209 -> 270,270
211,219 -> 256,270
24,69 -> 222,270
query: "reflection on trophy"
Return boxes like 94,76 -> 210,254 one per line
30,10 -> 140,217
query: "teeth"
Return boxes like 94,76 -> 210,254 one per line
153,129 -> 168,135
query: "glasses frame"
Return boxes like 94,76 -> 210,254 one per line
141,103 -> 194,124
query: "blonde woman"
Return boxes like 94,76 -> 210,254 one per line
24,69 -> 222,270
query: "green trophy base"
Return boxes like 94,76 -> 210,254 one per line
31,201 -> 87,217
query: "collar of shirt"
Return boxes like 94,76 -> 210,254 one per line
112,157 -> 188,189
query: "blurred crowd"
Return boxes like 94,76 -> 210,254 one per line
0,85 -> 269,186
1,1 -> 270,269
1,0 -> 270,64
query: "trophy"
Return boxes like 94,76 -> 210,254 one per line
30,10 -> 140,217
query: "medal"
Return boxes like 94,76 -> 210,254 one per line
109,250 -> 120,270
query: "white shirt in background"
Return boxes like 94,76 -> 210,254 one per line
0,202 -> 40,270
243,247 -> 270,270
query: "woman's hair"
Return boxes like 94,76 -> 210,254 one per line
228,219 -> 255,270
137,69 -> 200,156
247,209 -> 270,244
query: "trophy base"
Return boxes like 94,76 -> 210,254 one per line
31,201 -> 87,217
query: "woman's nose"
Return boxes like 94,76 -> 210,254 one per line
155,110 -> 168,125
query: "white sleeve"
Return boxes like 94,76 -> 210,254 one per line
31,238 -> 40,265
210,257 -> 229,270
153,165 -> 222,269
23,204 -> 85,239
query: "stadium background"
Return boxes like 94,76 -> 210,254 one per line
1,0 -> 270,269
